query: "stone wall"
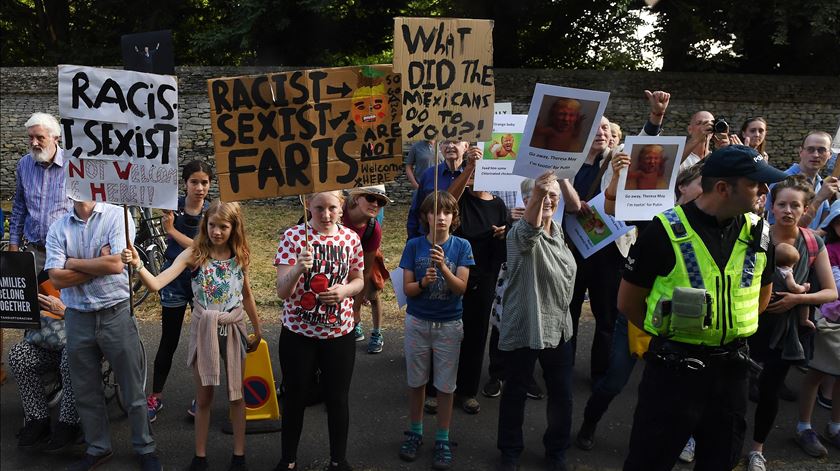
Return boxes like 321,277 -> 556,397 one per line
2,66 -> 838,204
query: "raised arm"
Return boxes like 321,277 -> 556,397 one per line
123,245 -> 192,292
604,152 -> 630,216
447,146 -> 482,202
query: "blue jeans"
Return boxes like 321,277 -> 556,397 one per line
65,300 -> 155,456
497,340 -> 574,463
583,315 -> 638,424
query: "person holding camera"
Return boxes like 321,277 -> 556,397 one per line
681,111 -> 733,169
620,145 -> 785,470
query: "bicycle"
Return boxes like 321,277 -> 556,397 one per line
129,206 -> 167,308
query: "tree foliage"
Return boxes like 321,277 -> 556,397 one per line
1,0 -> 837,74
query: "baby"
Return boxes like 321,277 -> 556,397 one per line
774,242 -> 814,330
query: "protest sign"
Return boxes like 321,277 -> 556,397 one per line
513,84 -> 609,180
207,65 -> 402,201
832,121 -> 840,154
390,268 -> 407,310
615,136 -> 686,221
58,65 -> 179,209
121,30 -> 175,75
565,193 -> 632,259
474,114 -> 527,192
494,102 -> 511,115
393,17 -> 494,142
0,252 -> 39,329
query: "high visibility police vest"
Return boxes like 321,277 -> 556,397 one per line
644,206 -> 768,346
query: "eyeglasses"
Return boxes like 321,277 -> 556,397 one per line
804,146 -> 829,154
363,194 -> 386,206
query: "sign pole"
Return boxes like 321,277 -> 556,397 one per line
432,143 -> 439,248
123,206 -> 133,314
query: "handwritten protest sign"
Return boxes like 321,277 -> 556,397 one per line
565,193 -> 632,259
0,252 -> 39,329
513,84 -> 609,180
207,65 -> 402,201
58,65 -> 179,209
474,114 -> 527,192
615,136 -> 686,221
393,17 -> 494,142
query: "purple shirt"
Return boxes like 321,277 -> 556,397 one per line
9,148 -> 73,246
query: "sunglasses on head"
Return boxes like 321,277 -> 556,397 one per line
363,194 -> 386,206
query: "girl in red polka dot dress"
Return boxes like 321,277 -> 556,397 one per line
274,190 -> 365,471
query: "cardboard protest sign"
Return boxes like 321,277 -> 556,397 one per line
474,114 -> 527,192
121,30 -> 175,75
207,65 -> 402,201
615,136 -> 686,221
513,84 -> 609,180
58,65 -> 179,209
393,17 -> 494,142
0,252 -> 40,329
565,193 -> 632,259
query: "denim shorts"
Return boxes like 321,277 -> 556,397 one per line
159,259 -> 194,308
404,315 -> 463,393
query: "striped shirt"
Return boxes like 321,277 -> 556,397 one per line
497,218 -> 577,351
9,149 -> 73,246
45,203 -> 136,312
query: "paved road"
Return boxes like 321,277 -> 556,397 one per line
2,315 -> 838,470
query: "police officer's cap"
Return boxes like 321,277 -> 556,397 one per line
701,145 -> 787,184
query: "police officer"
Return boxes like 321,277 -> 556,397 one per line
619,145 -> 787,470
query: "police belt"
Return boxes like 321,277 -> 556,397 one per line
644,337 -> 760,373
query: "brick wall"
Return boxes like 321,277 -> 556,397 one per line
2,66 -> 838,204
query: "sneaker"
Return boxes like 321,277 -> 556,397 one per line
526,382 -> 545,400
66,451 -> 113,471
795,428 -> 828,457
43,422 -> 82,453
139,452 -> 162,471
399,431 -> 423,462
461,397 -> 480,414
678,436 -> 696,463
16,417 -> 50,449
354,323 -> 365,342
432,440 -> 455,470
187,399 -> 197,417
821,424 -> 840,450
323,461 -> 353,471
188,456 -> 209,471
228,455 -> 249,471
575,420 -> 596,451
367,331 -> 383,354
745,451 -> 766,471
424,397 -> 438,415
147,395 -> 163,423
482,378 -> 503,398
817,390 -> 833,410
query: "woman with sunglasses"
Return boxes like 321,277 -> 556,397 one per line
343,186 -> 392,353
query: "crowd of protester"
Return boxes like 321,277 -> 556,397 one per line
2,86 -> 839,471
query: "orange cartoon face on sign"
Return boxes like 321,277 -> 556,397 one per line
352,84 -> 388,127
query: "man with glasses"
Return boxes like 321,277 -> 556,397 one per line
406,140 -> 480,239
765,131 -> 838,229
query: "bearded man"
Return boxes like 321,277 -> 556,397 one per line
8,112 -> 73,272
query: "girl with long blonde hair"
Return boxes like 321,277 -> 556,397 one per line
123,200 -> 261,471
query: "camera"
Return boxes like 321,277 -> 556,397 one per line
712,116 -> 729,134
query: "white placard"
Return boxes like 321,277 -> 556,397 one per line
475,114 -> 528,192
832,122 -> 840,154
615,136 -> 686,221
390,268 -> 407,310
513,84 -> 609,180
565,193 -> 632,259
58,65 -> 179,209
494,102 -> 512,115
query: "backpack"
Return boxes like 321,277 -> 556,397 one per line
800,227 -> 819,267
